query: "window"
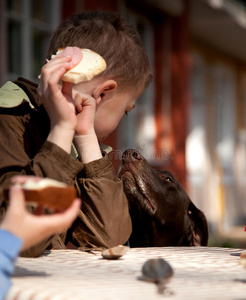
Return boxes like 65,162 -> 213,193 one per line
186,52 -> 207,178
213,65 -> 236,171
0,0 -> 61,84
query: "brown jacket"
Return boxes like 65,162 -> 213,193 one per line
0,77 -> 132,257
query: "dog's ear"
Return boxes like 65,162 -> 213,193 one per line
187,202 -> 209,246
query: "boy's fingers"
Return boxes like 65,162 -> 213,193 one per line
39,57 -> 72,89
43,198 -> 81,232
44,56 -> 72,68
11,175 -> 40,184
40,57 -> 72,79
73,94 -> 96,113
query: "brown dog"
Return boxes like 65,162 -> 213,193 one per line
118,149 -> 208,247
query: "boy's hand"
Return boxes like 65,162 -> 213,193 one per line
38,56 -> 78,132
72,90 -> 102,164
1,176 -> 81,251
73,91 -> 97,136
37,54 -> 87,153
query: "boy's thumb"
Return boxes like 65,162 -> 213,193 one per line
9,185 -> 25,209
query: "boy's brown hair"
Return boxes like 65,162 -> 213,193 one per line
46,11 -> 152,89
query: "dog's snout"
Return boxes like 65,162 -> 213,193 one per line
132,150 -> 141,160
122,149 -> 142,162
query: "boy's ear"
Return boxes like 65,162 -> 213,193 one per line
93,80 -> 117,105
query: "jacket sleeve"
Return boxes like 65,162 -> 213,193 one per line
0,229 -> 23,300
70,154 -> 132,249
0,112 -> 83,189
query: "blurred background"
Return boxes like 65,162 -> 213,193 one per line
0,0 -> 246,247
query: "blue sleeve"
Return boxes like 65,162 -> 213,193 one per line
0,229 -> 23,300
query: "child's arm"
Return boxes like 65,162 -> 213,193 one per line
0,177 -> 80,298
0,229 -> 22,300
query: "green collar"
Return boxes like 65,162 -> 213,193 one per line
0,81 -> 34,109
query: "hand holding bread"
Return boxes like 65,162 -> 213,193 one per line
4,176 -> 77,215
1,176 -> 81,251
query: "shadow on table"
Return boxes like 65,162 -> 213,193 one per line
13,266 -> 48,277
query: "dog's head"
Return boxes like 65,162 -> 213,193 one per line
118,149 -> 208,247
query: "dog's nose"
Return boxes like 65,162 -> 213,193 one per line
122,149 -> 142,162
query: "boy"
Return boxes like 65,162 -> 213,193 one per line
0,176 -> 81,299
0,11 -> 152,257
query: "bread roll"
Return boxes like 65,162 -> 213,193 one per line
52,47 -> 107,84
4,178 -> 77,215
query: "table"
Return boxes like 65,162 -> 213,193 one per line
6,247 -> 246,300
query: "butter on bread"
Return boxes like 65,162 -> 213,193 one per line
52,48 -> 107,84
20,178 -> 68,190
4,178 -> 77,215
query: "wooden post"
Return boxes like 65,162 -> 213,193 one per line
170,0 -> 190,189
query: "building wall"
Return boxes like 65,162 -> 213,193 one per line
187,42 -> 246,233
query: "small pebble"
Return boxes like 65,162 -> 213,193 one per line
102,245 -> 129,259
141,258 -> 173,294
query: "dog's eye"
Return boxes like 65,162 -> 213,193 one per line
165,176 -> 173,182
161,175 -> 174,183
